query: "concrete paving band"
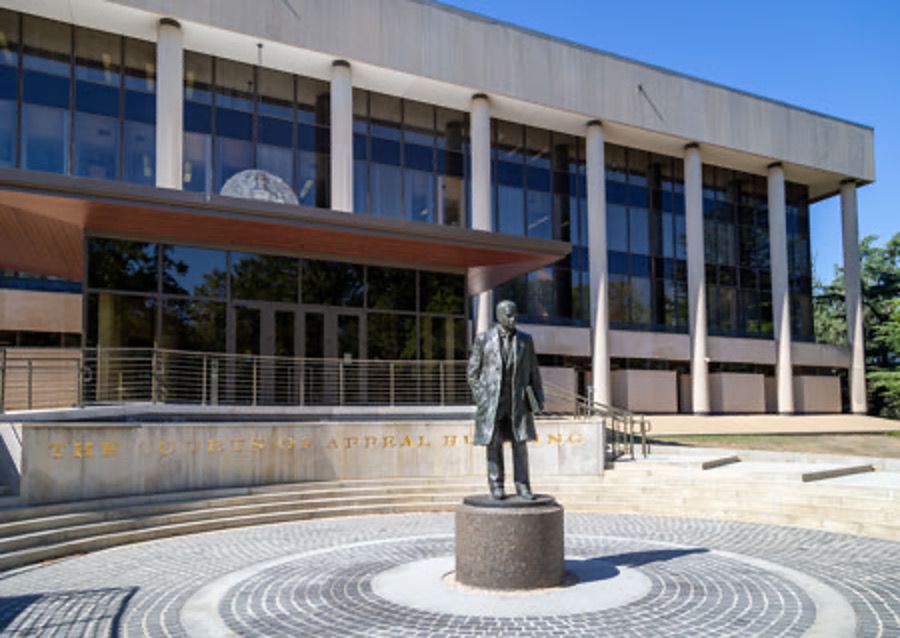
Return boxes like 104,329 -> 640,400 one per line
1,513 -> 892,636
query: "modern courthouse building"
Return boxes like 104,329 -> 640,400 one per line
0,0 -> 874,415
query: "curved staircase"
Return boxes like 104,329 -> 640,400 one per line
1,460 -> 898,572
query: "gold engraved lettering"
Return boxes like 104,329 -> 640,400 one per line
400,435 -> 414,448
278,437 -> 296,450
207,439 -> 224,453
547,433 -> 563,445
159,440 -> 176,456
326,438 -> 339,449
250,439 -> 265,452
345,437 -> 359,449
463,435 -> 472,445
183,439 -> 200,453
443,435 -> 458,447
299,438 -> 312,449
102,441 -> 119,458
418,436 -> 431,448
383,436 -> 396,448
568,432 -> 584,445
364,436 -> 378,448
49,443 -> 67,459
73,442 -> 94,459
230,439 -> 244,452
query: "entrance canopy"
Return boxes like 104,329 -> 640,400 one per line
0,170 -> 570,295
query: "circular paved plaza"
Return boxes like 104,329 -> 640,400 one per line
0,513 -> 898,636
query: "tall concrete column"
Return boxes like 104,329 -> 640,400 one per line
768,163 -> 794,414
586,121 -> 610,405
470,94 -> 492,337
155,18 -> 183,190
330,60 -> 353,212
684,144 -> 709,414
841,180 -> 867,414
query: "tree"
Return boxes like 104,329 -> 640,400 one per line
814,233 -> 900,418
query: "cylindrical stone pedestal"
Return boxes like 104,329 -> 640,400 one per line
455,495 -> 564,590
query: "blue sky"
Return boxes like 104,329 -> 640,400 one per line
441,0 -> 899,284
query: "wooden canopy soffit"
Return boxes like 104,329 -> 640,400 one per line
0,170 -> 569,295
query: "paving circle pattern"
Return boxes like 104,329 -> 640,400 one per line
0,513 -> 897,636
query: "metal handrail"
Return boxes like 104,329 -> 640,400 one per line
543,380 -> 651,460
0,347 -> 473,412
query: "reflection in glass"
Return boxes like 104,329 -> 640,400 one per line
163,246 -> 227,297
88,238 -> 157,292
368,313 -> 415,360
87,293 -> 156,348
161,299 -> 226,352
124,38 -> 156,185
302,260 -> 364,307
367,266 -> 416,311
0,11 -> 17,168
231,253 -> 298,303
420,271 -> 464,314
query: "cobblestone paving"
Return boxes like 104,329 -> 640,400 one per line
0,514 -> 896,637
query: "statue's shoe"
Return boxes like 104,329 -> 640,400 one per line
489,484 -> 505,500
515,484 -> 535,500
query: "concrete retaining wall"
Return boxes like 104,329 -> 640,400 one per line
20,419 -> 604,504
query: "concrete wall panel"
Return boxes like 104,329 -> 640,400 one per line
709,372 -> 766,414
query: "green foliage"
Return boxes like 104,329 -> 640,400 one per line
814,232 -> 900,418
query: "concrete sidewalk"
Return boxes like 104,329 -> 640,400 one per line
647,414 -> 898,436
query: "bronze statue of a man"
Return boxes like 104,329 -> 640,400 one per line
467,300 -> 544,500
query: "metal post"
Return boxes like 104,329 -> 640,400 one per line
0,349 -> 6,413
439,362 -> 445,406
299,360 -> 305,407
76,359 -> 83,408
27,359 -> 33,411
339,362 -> 345,406
201,354 -> 208,406
389,362 -> 395,406
151,348 -> 159,404
252,358 -> 258,406
211,359 -> 219,406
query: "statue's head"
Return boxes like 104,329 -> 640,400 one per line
496,300 -> 518,331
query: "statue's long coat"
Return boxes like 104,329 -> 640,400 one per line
467,326 -> 544,445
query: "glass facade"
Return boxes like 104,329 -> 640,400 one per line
787,183 -> 814,342
352,89 -> 469,226
491,120 -> 589,325
607,145 -> 688,332
703,166 -> 773,338
183,51 -> 330,206
85,237 -> 467,361
0,10 -> 156,182
702,168 -> 814,340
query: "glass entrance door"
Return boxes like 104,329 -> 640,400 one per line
230,303 -> 297,404
302,309 -> 364,404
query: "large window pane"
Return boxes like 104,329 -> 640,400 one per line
370,162 -> 402,218
302,260 -> 364,307
231,252 -> 298,303
162,246 -> 227,297
74,111 -> 118,179
161,299 -> 226,352
367,313 -> 416,360
183,131 -> 211,193
367,266 -> 416,311
420,271 -> 465,314
0,11 -> 17,168
87,293 -> 156,348
88,238 -> 158,292
404,169 -> 435,222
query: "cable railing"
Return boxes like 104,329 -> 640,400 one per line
543,381 -> 651,461
0,347 -> 473,411
0,347 -> 650,462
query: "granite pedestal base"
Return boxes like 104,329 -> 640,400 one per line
455,495 -> 565,590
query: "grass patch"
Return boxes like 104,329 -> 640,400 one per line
889,431 -> 900,439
